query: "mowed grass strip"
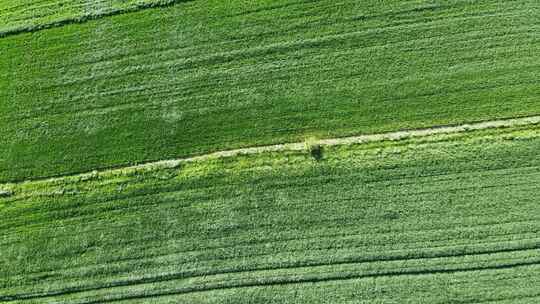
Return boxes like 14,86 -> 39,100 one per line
0,0 -> 186,37
1,0 -> 540,182
1,125 -> 539,303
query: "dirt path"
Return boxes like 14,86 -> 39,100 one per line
3,115 -> 540,187
186,115 -> 540,160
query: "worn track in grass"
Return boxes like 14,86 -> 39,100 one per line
2,114 -> 538,188
0,0 -> 190,38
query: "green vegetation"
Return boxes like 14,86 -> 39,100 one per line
1,0 -> 539,182
2,1 -> 539,301
0,0 -> 182,37
1,125 -> 539,303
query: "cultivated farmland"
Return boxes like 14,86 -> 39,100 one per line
0,0 -> 183,37
1,0 -> 539,182
2,0 -> 540,302
1,125 -> 539,303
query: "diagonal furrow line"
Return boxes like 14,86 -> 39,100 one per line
89,260 -> 540,304
0,0 -> 195,39
2,241 -> 539,302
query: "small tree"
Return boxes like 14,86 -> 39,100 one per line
305,137 -> 323,161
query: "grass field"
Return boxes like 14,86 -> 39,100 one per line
1,125 -> 539,303
2,1 -> 539,302
1,0 -> 539,182
0,0 -> 182,37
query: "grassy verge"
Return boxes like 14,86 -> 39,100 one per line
1,125 -> 539,303
1,0 -> 539,182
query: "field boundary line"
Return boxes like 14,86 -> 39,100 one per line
2,115 -> 540,188
0,0 -> 193,39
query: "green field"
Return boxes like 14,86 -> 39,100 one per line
1,0 -> 539,182
1,125 -> 539,303
2,0 -> 540,302
0,0 -> 182,37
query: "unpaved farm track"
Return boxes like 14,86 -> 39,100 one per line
3,115 -> 539,188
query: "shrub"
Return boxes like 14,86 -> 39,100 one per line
305,138 -> 323,161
